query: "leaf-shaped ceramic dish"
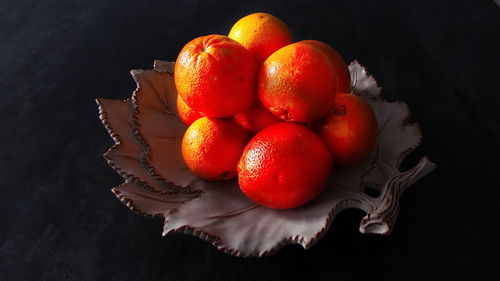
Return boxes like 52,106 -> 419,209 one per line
97,60 -> 436,257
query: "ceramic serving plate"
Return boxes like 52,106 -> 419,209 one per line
96,60 -> 435,257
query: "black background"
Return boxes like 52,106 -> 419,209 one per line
1,0 -> 499,280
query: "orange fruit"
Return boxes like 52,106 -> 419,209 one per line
177,95 -> 203,126
174,34 -> 258,118
258,42 -> 338,123
302,40 -> 352,94
238,122 -> 333,209
313,93 -> 378,166
234,99 -> 282,134
182,117 -> 249,180
228,13 -> 293,65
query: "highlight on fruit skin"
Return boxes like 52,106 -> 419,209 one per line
228,12 -> 293,65
182,117 -> 250,181
258,41 -> 338,123
174,34 -> 258,118
237,122 -> 333,209
177,95 -> 203,126
234,99 -> 282,134
301,40 -> 352,94
313,93 -> 379,166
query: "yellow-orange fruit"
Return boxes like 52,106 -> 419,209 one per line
234,99 -> 281,134
258,42 -> 338,123
177,95 -> 203,126
313,93 -> 378,166
182,117 -> 249,180
229,13 -> 293,65
174,35 -> 257,118
238,122 -> 333,209
301,40 -> 352,94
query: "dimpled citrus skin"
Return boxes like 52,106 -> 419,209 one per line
234,99 -> 282,135
177,95 -> 203,126
301,40 -> 352,94
237,122 -> 333,209
313,93 -> 379,166
182,117 -> 249,181
174,35 -> 258,118
258,42 -> 338,123
228,13 -> 293,65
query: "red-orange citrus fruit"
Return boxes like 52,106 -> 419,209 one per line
228,13 -> 293,65
182,117 -> 249,180
301,40 -> 352,94
313,93 -> 378,166
174,35 -> 258,118
234,99 -> 281,134
258,42 -> 338,123
177,95 -> 203,126
238,122 -> 333,209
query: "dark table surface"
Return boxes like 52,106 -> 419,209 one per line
1,0 -> 499,280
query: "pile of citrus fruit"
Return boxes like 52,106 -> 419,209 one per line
175,13 -> 378,209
